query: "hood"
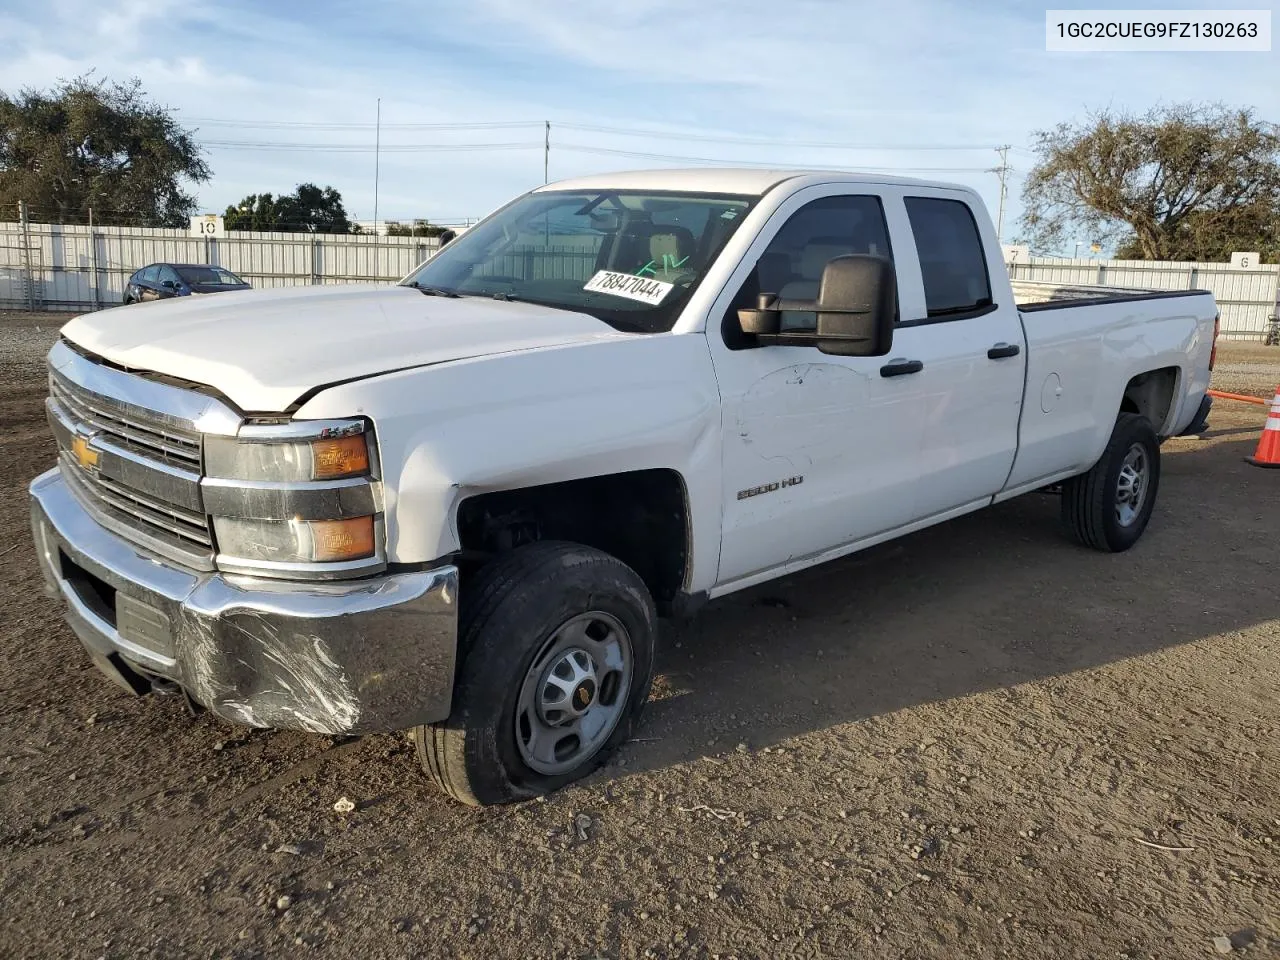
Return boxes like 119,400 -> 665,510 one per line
60,284 -> 630,411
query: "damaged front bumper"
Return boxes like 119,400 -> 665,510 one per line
29,467 -> 458,735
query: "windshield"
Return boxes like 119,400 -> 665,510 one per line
178,266 -> 245,285
399,189 -> 756,333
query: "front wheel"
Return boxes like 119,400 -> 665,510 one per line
415,541 -> 657,806
1061,412 -> 1160,552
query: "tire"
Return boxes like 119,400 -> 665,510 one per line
1061,412 -> 1160,552
415,541 -> 657,806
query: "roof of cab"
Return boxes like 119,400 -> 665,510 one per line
534,167 -> 961,196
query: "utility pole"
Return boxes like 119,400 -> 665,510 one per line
373,98 -> 382,231
19,200 -> 34,311
989,145 -> 1010,243
88,206 -> 101,311
544,121 -> 551,184
373,98 -> 381,278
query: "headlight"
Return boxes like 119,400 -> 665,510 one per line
205,420 -> 372,482
204,418 -> 385,580
213,516 -> 377,564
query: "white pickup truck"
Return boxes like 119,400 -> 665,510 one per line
30,168 -> 1219,805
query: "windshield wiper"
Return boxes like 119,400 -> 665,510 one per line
406,281 -> 459,298
491,291 -> 517,301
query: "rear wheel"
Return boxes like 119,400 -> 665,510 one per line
415,541 -> 656,806
1061,412 -> 1160,552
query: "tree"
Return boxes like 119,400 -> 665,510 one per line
1020,104 -> 1280,261
0,73 -> 209,227
385,219 -> 448,238
225,183 -> 352,233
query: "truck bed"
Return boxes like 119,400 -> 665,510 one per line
1000,286 -> 1217,495
1014,280 -> 1213,312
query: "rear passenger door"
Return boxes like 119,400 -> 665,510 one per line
896,193 -> 1026,519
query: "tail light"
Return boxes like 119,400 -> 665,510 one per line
1209,313 -> 1220,371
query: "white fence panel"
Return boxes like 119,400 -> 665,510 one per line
0,222 -> 442,312
4,222 -> 1277,343
1007,257 -> 1280,341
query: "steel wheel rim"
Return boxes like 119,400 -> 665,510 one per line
1115,443 -> 1149,527
514,611 -> 633,776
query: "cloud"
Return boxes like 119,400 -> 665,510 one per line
2,0 -> 1277,229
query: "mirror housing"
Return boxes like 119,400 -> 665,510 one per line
161,279 -> 177,289
736,254 -> 895,357
812,254 -> 896,356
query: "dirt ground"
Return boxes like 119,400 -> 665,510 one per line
1,311 -> 1277,960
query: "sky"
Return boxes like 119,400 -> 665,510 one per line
1,0 -> 1276,249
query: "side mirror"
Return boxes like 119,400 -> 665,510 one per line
161,279 -> 176,289
736,254 -> 895,357
812,254 -> 896,357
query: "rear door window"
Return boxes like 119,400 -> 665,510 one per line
903,197 -> 992,318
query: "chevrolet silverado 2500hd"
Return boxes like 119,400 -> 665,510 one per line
29,169 -> 1219,805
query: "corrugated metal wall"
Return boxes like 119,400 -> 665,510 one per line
0,221 -> 442,313
1008,256 -> 1280,341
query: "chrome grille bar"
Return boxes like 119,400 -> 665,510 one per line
50,374 -> 201,468
46,339 -> 244,570
59,454 -> 211,545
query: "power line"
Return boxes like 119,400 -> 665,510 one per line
184,115 -> 1005,151
201,140 -> 542,152
185,118 -> 543,130
555,142 -> 992,172
556,122 -> 998,151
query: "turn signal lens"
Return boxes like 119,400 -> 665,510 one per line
310,516 -> 376,562
312,434 -> 370,479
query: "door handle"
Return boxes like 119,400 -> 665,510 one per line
880,359 -> 924,378
987,342 -> 1021,359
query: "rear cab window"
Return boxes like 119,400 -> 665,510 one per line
903,197 -> 993,321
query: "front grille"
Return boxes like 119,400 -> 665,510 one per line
48,358 -> 216,568
60,453 -> 211,549
50,372 -> 201,469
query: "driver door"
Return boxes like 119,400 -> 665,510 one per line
707,186 -> 933,588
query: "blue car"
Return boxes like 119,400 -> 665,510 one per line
122,263 -> 250,305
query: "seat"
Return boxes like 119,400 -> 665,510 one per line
647,227 -> 698,282
778,238 -> 854,302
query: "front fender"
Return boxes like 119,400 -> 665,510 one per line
296,334 -> 726,593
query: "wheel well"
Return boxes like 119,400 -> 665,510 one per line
455,469 -> 690,610
1120,367 -> 1178,435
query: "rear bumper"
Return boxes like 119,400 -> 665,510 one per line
1176,394 -> 1213,437
29,467 -> 458,734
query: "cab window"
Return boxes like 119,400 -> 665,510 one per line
723,194 -> 893,345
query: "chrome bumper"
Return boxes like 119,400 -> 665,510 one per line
29,467 -> 458,734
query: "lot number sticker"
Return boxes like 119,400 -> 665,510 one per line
583,270 -> 674,306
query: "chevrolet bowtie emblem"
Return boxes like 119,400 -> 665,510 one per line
71,435 -> 99,470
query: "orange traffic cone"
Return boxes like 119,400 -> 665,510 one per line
1245,385 -> 1280,468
